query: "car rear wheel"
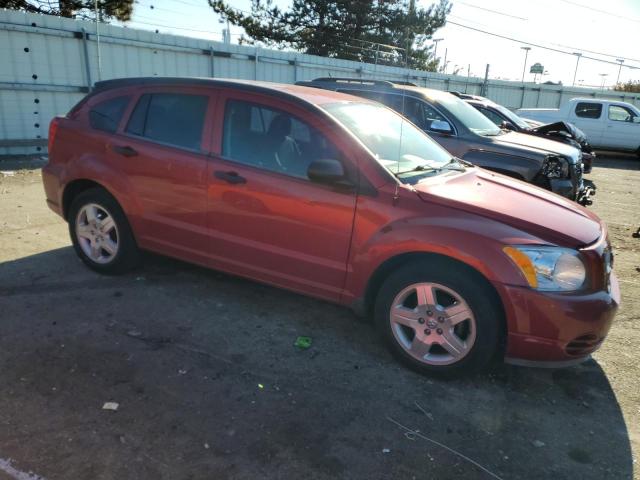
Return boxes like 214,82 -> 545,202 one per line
68,188 -> 140,274
374,261 -> 503,377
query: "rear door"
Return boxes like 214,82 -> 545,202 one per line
604,104 -> 640,150
568,101 -> 605,147
108,86 -> 216,264
205,91 -> 359,301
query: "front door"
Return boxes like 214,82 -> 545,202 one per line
604,104 -> 640,150
205,92 -> 358,301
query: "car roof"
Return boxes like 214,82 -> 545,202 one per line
93,77 -> 370,107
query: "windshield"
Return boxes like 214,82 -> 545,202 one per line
491,102 -> 531,130
323,102 -> 455,181
430,91 -> 502,136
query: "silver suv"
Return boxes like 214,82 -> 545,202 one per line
298,78 -> 589,205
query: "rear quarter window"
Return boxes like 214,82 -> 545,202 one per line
575,102 -> 603,119
89,96 -> 131,133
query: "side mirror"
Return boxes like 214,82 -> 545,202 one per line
307,159 -> 349,186
501,120 -> 516,131
429,120 -> 453,134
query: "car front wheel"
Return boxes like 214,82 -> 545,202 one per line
374,260 -> 503,377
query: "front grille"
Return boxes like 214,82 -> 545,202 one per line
565,334 -> 604,356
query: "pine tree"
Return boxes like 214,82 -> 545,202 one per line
0,0 -> 134,21
209,0 -> 451,71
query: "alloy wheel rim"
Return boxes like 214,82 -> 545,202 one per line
75,203 -> 119,264
389,282 -> 476,366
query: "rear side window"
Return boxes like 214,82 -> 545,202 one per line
89,96 -> 130,133
575,102 -> 602,119
126,93 -> 208,150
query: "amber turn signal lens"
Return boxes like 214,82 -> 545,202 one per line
503,246 -> 538,288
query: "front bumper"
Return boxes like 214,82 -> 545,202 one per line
548,161 -> 594,205
500,273 -> 620,366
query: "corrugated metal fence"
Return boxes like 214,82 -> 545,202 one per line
2,9 -> 640,156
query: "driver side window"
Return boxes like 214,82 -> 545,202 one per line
608,105 -> 637,123
222,99 -> 340,179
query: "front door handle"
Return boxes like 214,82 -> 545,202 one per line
111,145 -> 138,157
214,170 -> 246,184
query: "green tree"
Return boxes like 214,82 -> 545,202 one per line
209,0 -> 451,71
0,0 -> 134,21
614,80 -> 640,93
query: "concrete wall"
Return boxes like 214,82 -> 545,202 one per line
2,9 -> 639,155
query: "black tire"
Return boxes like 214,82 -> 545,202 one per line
68,187 -> 141,274
374,259 -> 504,378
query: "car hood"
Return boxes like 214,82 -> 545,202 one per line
413,167 -> 602,246
492,131 -> 581,162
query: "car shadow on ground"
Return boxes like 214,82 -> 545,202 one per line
592,153 -> 640,171
0,247 -> 634,479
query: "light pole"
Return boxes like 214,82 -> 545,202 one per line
615,58 -> 625,85
520,46 -> 531,82
572,52 -> 582,86
599,73 -> 608,90
433,38 -> 444,60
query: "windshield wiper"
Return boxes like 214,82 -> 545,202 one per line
395,158 -> 467,177
440,158 -> 467,172
395,164 -> 439,176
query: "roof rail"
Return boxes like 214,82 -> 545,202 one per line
450,91 -> 486,101
309,77 -> 395,87
391,81 -> 418,86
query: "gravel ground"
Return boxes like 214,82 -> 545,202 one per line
0,155 -> 638,480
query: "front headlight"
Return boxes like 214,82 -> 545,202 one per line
503,246 -> 586,291
542,155 -> 570,178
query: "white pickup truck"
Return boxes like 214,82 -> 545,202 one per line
518,98 -> 640,154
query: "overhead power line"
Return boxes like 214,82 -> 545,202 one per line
456,1 -> 527,21
555,0 -> 640,24
446,20 -> 640,71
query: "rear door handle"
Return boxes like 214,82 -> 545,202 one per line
111,145 -> 138,157
214,170 -> 246,184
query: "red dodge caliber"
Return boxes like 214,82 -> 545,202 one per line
43,77 -> 619,376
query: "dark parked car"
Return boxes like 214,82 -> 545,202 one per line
43,77 -> 618,377
298,78 -> 592,205
452,92 -> 594,175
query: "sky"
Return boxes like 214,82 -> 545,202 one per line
113,0 -> 640,89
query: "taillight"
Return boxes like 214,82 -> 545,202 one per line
48,117 -> 60,155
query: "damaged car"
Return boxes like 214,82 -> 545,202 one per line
452,92 -> 594,174
298,78 -> 593,206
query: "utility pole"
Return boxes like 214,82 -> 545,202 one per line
615,58 -> 625,85
599,73 -> 608,90
433,38 -> 443,61
482,64 -> 490,96
520,47 -> 531,82
94,0 -> 102,81
572,52 -> 582,86
464,64 -> 470,93
442,47 -> 447,73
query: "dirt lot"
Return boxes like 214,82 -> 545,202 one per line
0,155 -> 638,480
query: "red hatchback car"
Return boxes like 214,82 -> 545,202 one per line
43,77 -> 619,376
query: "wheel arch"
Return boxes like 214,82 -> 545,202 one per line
62,179 -> 113,220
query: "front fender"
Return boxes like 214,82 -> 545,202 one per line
344,189 -> 541,304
